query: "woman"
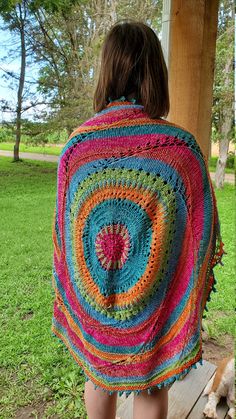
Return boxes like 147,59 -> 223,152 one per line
51,20 -> 225,419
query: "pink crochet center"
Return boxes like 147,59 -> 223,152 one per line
95,223 -> 130,270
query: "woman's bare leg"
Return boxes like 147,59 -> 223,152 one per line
133,386 -> 168,419
84,379 -> 118,419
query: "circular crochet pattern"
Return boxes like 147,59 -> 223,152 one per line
52,100 -> 225,396
95,223 -> 130,270
68,168 -> 175,320
65,168 -> 175,319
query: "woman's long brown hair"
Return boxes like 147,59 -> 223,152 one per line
93,19 -> 170,119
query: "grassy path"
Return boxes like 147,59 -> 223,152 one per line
0,156 -> 234,418
0,142 -> 63,156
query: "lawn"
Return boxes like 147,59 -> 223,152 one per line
0,156 -> 234,418
0,157 -> 86,418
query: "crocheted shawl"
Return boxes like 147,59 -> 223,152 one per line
51,99 -> 225,396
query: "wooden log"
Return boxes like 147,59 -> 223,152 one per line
164,0 -> 219,160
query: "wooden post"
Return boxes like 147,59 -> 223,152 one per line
164,0 -> 219,160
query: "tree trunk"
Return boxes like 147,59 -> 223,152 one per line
215,130 -> 229,189
14,3 -> 26,162
214,57 -> 233,188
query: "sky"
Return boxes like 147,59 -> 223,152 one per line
0,25 -> 19,120
0,18 -> 42,122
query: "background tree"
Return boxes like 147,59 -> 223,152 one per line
0,0 -> 29,161
212,0 -> 234,188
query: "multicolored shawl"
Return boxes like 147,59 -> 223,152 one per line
51,99 -> 225,396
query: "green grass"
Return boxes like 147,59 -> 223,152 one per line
0,156 -> 235,418
204,183 -> 235,338
0,157 -> 86,418
208,165 -> 234,174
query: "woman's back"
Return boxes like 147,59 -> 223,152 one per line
52,97 -> 224,396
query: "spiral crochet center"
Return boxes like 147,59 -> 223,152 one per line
95,223 -> 130,270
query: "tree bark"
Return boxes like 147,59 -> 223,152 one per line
14,3 -> 26,162
215,56 -> 233,188
215,124 -> 230,188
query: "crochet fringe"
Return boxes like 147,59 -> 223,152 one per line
81,357 -> 204,397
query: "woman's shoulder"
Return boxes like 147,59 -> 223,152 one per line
58,115 -> 98,160
59,110 -> 201,164
155,118 -> 195,140
154,118 -> 205,157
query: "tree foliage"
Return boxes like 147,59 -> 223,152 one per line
30,0 -> 163,132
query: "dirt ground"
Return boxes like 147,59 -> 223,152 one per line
15,402 -> 56,419
202,332 -> 234,365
